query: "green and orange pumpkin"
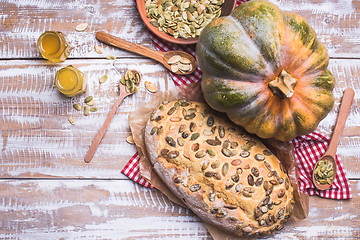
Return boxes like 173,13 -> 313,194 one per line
196,0 -> 334,141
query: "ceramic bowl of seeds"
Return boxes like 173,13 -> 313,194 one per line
136,0 -> 236,44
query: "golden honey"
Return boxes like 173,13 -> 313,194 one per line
37,31 -> 70,62
55,65 -> 87,97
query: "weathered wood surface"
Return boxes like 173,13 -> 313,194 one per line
0,180 -> 359,239
1,0 -> 360,239
0,59 -> 359,179
0,59 -> 174,178
0,0 -> 359,59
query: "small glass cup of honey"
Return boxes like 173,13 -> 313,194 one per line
55,65 -> 87,97
37,31 -> 71,62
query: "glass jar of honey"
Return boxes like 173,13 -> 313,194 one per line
55,65 -> 87,97
37,31 -> 71,62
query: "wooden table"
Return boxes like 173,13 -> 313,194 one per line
1,0 -> 359,239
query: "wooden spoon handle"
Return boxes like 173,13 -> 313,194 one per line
96,31 -> 164,63
326,88 -> 355,156
84,93 -> 127,163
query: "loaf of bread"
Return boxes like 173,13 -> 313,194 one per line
145,100 -> 294,236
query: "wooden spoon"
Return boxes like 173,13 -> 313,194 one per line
84,70 -> 141,163
96,31 -> 196,75
312,88 -> 355,190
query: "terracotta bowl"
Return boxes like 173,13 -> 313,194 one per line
136,0 -> 237,45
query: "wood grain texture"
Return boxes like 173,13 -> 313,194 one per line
0,59 -> 175,178
0,0 -> 360,59
0,59 -> 358,179
0,180 -> 359,239
0,0 -> 154,59
1,0 -> 360,239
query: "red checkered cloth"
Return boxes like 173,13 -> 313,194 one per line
291,132 -> 352,199
121,152 -> 154,188
122,0 -> 352,199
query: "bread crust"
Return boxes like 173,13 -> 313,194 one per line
144,100 -> 294,236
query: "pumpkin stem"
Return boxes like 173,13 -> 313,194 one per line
268,70 -> 297,98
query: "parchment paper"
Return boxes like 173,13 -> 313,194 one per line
128,82 -> 309,239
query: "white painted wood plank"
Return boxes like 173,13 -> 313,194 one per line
0,59 -> 175,178
0,179 -> 359,239
0,58 -> 359,179
0,0 -> 154,59
0,0 -> 359,59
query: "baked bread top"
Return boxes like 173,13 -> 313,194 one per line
145,100 -> 294,236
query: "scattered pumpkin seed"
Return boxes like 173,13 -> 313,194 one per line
84,96 -> 93,103
145,81 -> 157,93
94,45 -> 103,54
68,117 -> 75,125
90,107 -> 98,112
84,106 -> 90,116
86,99 -> 95,106
99,74 -> 108,84
106,55 -> 116,60
75,23 -> 88,31
73,103 -> 81,111
126,135 -> 135,144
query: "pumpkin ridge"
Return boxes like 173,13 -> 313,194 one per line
231,1 -> 287,72
202,76 -> 266,111
227,15 -> 276,74
197,41 -> 266,81
197,16 -> 272,78
282,12 -> 327,76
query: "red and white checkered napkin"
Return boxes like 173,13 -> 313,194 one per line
290,132 -> 352,199
122,0 -> 352,199
122,131 -> 352,199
